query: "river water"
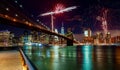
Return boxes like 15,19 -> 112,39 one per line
23,45 -> 120,70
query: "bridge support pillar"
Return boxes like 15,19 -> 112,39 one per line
67,40 -> 73,46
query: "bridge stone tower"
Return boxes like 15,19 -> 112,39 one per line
66,28 -> 74,46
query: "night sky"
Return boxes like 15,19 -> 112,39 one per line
0,0 -> 120,35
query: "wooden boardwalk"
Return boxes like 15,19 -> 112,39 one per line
0,50 -> 23,70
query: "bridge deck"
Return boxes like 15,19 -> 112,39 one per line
0,50 -> 23,70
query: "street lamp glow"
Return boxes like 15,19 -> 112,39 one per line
20,5 -> 23,8
6,8 -> 9,11
15,1 -> 18,3
15,14 -> 18,17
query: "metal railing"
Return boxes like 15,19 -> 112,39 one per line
19,48 -> 35,70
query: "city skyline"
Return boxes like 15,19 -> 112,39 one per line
0,0 -> 120,35
0,0 -> 120,70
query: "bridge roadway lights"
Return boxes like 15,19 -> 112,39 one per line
0,14 -> 76,46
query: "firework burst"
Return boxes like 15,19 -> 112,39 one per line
40,4 -> 77,16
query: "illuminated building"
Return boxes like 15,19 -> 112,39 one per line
93,32 -> 105,44
83,29 -> 93,44
21,31 -> 32,45
9,32 -> 14,45
94,32 -> 100,44
30,31 -> 39,43
84,29 -> 92,37
111,36 -> 120,43
105,32 -> 111,43
60,23 -> 65,44
61,22 -> 64,35
0,30 -> 10,46
98,32 -> 104,43
22,35 -> 32,45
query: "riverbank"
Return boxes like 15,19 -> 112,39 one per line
0,50 -> 23,70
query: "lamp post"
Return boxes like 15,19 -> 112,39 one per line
51,14 -> 54,32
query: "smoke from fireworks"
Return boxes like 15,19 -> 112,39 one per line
96,9 -> 108,35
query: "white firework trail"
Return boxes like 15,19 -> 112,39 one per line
40,6 -> 77,16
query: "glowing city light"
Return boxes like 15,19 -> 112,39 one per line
13,19 -> 16,22
84,30 -> 88,37
20,5 -> 23,8
36,19 -> 39,22
15,1 -> 18,3
5,15 -> 8,18
82,45 -> 92,70
6,8 -> 9,11
15,14 -> 18,17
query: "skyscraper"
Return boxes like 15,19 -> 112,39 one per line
61,22 -> 64,35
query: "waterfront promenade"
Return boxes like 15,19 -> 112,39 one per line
0,50 -> 22,70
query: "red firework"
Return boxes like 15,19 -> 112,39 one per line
54,3 -> 65,13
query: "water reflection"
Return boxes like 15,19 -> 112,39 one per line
82,45 -> 92,70
115,46 -> 120,69
23,45 -> 120,70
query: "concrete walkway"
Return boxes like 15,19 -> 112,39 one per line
0,50 -> 23,70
